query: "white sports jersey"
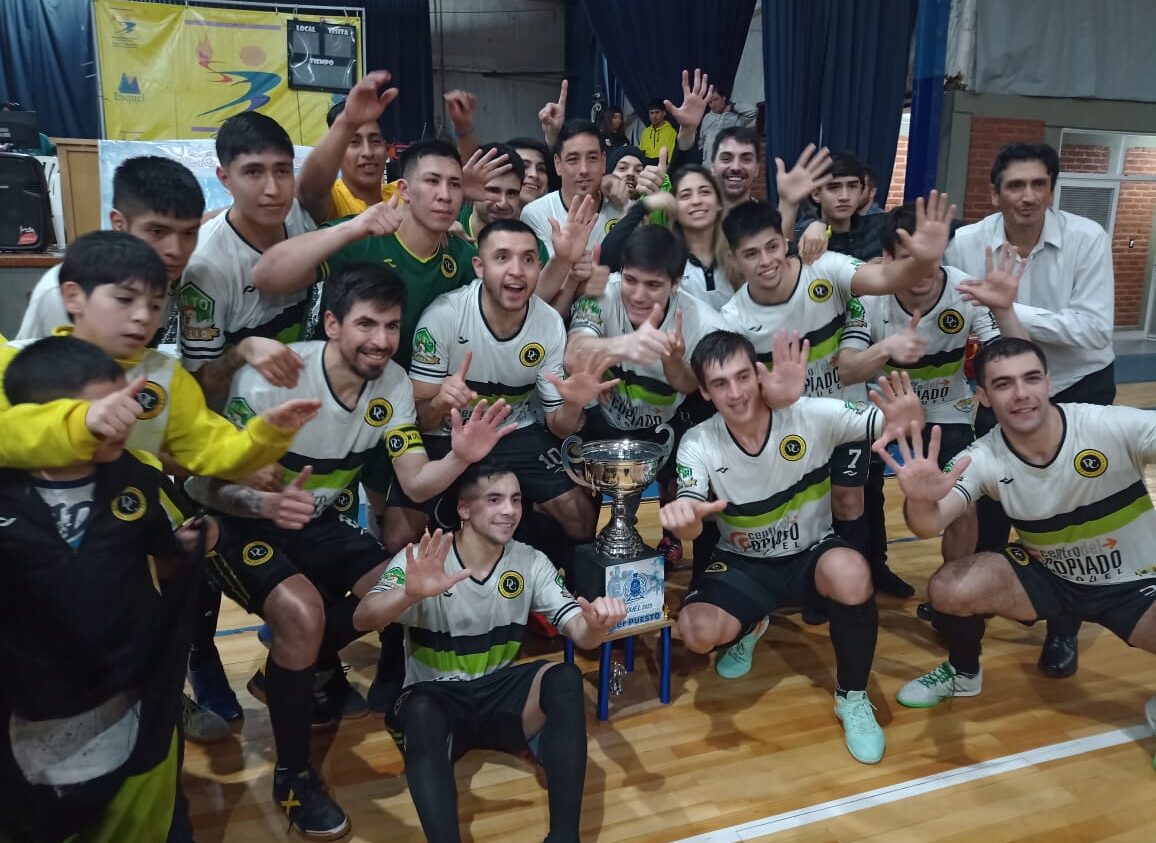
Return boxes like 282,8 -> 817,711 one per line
840,266 -> 1000,424
409,278 -> 566,434
677,397 -> 881,558
520,191 -> 620,258
370,538 -> 582,685
570,275 -> 727,430
952,404 -> 1156,586
178,201 -> 316,371
680,255 -> 736,311
221,341 -> 423,518
721,252 -> 864,399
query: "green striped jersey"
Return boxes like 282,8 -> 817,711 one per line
676,397 -> 881,558
370,538 -> 582,685
721,252 -> 864,400
952,404 -> 1156,586
570,275 -> 727,430
222,341 -> 423,519
840,266 -> 1000,424
409,278 -> 566,433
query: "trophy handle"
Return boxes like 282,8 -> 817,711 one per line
655,423 -> 676,469
560,435 -> 593,490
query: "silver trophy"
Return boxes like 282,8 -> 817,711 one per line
561,424 -> 675,558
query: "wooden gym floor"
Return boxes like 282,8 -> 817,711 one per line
184,383 -> 1156,843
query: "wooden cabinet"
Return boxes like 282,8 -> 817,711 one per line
55,138 -> 101,242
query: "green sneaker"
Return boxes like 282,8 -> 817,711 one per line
896,661 -> 983,708
834,690 -> 885,764
716,617 -> 769,679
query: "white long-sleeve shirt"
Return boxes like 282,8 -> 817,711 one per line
943,207 -> 1114,394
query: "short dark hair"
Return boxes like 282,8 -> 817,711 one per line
326,264 -> 408,323
991,142 -> 1060,190
479,142 -> 525,184
647,99 -> 665,112
880,203 -> 918,256
620,225 -> 686,283
690,330 -> 757,386
59,230 -> 168,296
4,336 -> 123,405
112,156 -> 205,222
326,99 -> 345,127
827,151 -> 866,183
554,119 -> 601,158
722,200 -> 783,249
973,337 -> 1049,388
508,136 -> 549,160
712,126 -> 760,162
215,111 -> 294,167
476,218 -> 538,253
399,139 -> 461,180
457,459 -> 520,500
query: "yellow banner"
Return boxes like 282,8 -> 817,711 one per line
94,0 -> 360,144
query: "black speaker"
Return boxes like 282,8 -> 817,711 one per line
0,152 -> 53,252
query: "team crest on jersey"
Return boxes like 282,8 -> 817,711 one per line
386,426 -> 424,458
779,434 -> 807,461
178,283 -> 220,341
440,253 -> 458,279
1074,448 -> 1108,478
675,463 -> 694,489
242,541 -> 274,567
519,342 -> 545,367
224,397 -> 257,427
111,486 -> 146,522
1005,545 -> 1030,566
554,569 -> 566,588
937,308 -> 965,334
135,381 -> 167,420
381,566 -> 406,588
604,218 -> 619,234
808,279 -> 833,303
412,327 -> 440,365
847,297 -> 865,319
844,399 -> 867,414
334,489 -> 355,512
498,570 -> 525,598
365,398 -> 393,427
572,296 -> 602,325
705,560 -> 728,574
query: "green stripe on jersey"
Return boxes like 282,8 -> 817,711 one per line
411,640 -> 522,677
719,474 -> 832,529
283,465 -> 362,493
1015,492 -> 1153,547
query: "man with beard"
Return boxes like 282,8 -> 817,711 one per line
189,266 -> 515,839
711,126 -> 761,212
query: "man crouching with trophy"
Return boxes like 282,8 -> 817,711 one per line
354,461 -> 626,843
662,330 -> 925,766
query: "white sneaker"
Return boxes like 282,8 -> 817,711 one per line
896,661 -> 983,708
834,690 -> 885,764
182,692 -> 231,743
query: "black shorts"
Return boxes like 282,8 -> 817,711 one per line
207,511 -> 385,613
830,441 -> 869,487
386,426 -> 577,528
1001,544 -> 1156,640
682,536 -> 854,631
387,661 -> 548,759
580,409 -> 682,486
929,422 -> 974,468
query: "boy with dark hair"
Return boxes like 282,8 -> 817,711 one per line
508,136 -> 553,203
640,99 -> 678,162
353,465 -> 627,843
0,336 -> 215,843
791,151 -> 892,261
458,142 -> 528,240
17,155 -> 205,341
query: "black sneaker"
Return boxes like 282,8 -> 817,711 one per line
801,606 -> 828,625
366,675 -> 402,716
246,668 -> 339,731
313,667 -> 369,724
273,766 -> 350,841
872,565 -> 915,598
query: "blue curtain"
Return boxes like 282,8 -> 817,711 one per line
579,0 -> 756,121
0,0 -> 99,138
361,0 -> 433,143
565,0 -> 603,123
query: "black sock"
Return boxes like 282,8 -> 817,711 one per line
317,596 -> 362,673
187,577 -> 223,670
935,612 -> 985,676
537,663 -> 586,843
399,692 -> 461,843
265,656 -> 315,773
864,465 -> 889,567
692,520 -> 720,580
833,516 -> 870,559
1046,614 -> 1081,637
827,597 -> 878,692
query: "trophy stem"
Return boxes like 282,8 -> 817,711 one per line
596,491 -> 647,558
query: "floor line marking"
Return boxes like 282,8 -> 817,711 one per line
668,723 -> 1152,842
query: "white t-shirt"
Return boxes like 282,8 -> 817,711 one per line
680,255 -> 736,311
520,190 -> 621,258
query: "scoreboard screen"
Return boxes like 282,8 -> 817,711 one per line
287,19 -> 358,93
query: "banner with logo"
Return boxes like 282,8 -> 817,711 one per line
93,0 -> 361,145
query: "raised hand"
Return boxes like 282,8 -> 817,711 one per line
798,219 -> 829,264
958,245 -> 1024,312
664,68 -> 713,129
897,190 -> 956,266
602,171 -> 633,209
757,330 -> 809,409
583,245 -> 610,298
462,146 -> 513,202
443,89 -> 478,136
85,375 -> 146,440
449,398 -> 516,462
885,309 -> 928,365
539,80 -> 568,147
548,193 -> 598,265
355,193 -> 404,239
665,309 -> 686,361
659,497 -> 727,533
576,595 -> 627,632
259,465 -> 315,530
868,370 -> 925,442
339,70 -> 398,126
636,147 -> 668,196
403,529 -> 471,598
626,303 -> 674,364
775,143 -> 832,206
874,423 -> 971,504
546,351 -> 619,406
436,351 -> 477,415
261,399 -> 322,432
237,336 -> 304,388
642,189 -> 678,219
